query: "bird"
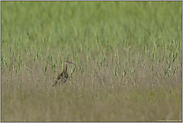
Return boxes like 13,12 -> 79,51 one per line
52,61 -> 76,87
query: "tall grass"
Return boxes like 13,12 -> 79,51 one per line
1,1 -> 182,121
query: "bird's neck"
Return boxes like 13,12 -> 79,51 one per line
64,63 -> 67,72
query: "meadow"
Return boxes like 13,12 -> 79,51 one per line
1,1 -> 182,122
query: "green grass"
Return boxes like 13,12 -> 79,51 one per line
1,1 -> 182,122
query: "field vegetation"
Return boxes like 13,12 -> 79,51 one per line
1,1 -> 182,122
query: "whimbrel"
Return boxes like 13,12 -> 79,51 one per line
52,61 -> 76,87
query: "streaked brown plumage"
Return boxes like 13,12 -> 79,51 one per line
52,61 -> 76,87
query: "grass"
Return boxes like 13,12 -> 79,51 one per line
1,1 -> 182,122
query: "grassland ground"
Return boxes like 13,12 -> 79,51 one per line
1,52 -> 182,121
1,1 -> 182,122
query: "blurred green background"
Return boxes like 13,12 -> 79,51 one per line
2,2 -> 181,69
